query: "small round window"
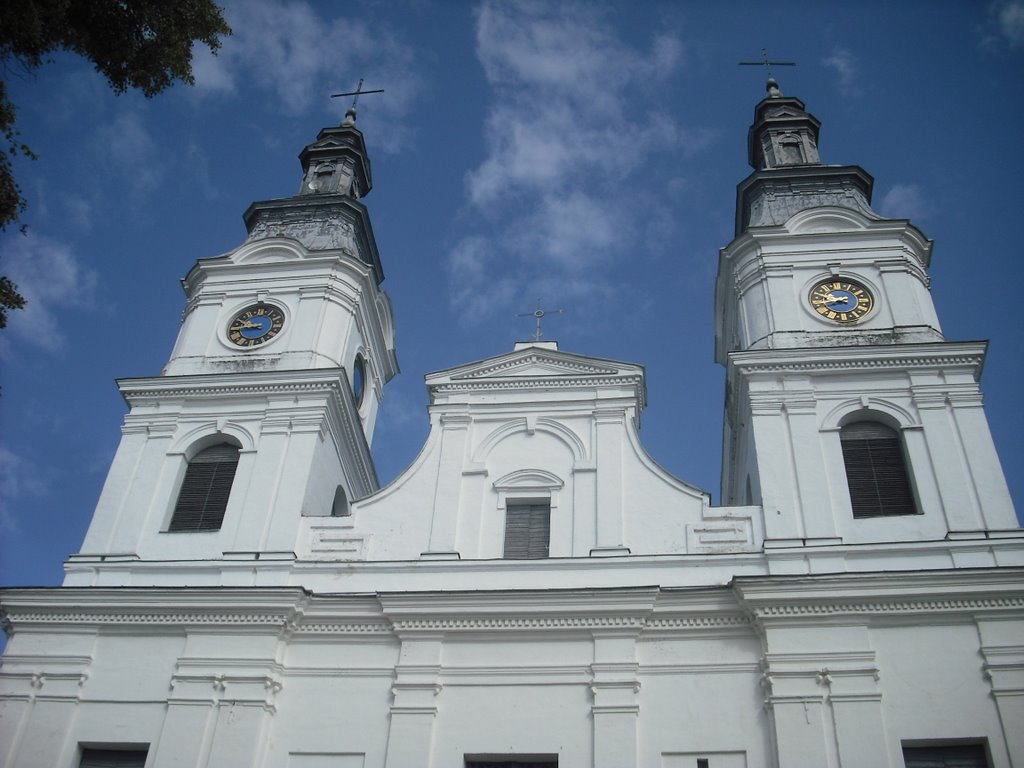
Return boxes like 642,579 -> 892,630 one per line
352,354 -> 366,407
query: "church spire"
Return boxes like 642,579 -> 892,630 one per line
747,78 -> 822,170
296,107 -> 373,199
241,107 -> 384,283
734,82 -> 875,235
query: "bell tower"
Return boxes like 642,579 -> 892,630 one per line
70,105 -> 398,578
715,79 -> 1016,551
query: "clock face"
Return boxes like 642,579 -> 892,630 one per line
809,279 -> 874,324
227,303 -> 285,347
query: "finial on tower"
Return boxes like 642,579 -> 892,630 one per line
331,78 -> 385,127
739,49 -> 796,97
517,299 -> 564,343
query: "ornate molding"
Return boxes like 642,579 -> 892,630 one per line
645,614 -> 750,629
750,596 -> 1024,618
452,352 -> 623,379
431,375 -> 643,394
390,616 -> 648,632
4,609 -> 296,626
734,353 -> 985,374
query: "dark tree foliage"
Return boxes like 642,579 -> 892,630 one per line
0,0 -> 231,328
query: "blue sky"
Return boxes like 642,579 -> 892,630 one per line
2,0 -> 1023,587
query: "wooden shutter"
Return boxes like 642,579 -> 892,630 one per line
503,503 -> 550,559
79,748 -> 149,768
168,444 -> 239,531
841,422 -> 916,518
902,744 -> 990,768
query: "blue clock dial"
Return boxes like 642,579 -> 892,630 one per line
809,280 -> 873,324
227,303 -> 285,347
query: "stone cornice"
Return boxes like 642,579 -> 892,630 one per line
117,368 -> 353,400
430,375 -> 645,395
6,573 -> 1021,641
450,353 -> 626,379
734,568 -> 1024,622
728,341 -> 987,378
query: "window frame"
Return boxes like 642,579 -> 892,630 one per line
492,469 -> 563,559
167,442 -> 241,532
839,419 -> 918,519
78,745 -> 150,768
503,501 -> 552,559
901,741 -> 991,768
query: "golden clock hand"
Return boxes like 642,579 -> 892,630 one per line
812,294 -> 846,305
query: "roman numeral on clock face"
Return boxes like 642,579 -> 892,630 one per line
227,303 -> 286,347
809,279 -> 873,324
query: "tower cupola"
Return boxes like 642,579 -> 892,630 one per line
297,105 -> 373,199
241,106 -> 385,283
734,78 -> 875,235
747,78 -> 822,170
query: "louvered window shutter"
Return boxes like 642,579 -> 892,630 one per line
168,444 -> 240,531
902,743 -> 989,768
840,422 -> 916,518
79,749 -> 149,768
503,503 -> 551,559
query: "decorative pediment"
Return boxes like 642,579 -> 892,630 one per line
308,136 -> 355,150
425,346 -> 646,408
445,351 -> 626,382
764,105 -> 807,120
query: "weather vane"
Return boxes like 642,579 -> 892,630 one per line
738,48 -> 796,79
518,299 -> 564,342
331,78 -> 384,110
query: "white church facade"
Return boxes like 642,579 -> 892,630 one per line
2,82 -> 1023,768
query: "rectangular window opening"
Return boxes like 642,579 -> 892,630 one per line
80,746 -> 150,768
466,756 -> 557,768
503,502 -> 551,559
901,742 -> 990,768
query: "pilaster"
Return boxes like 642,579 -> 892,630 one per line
594,409 -> 628,553
383,633 -> 442,768
977,619 -> 1024,768
590,630 -> 642,768
424,413 -> 472,557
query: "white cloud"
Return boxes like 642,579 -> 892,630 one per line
996,0 -> 1024,45
190,0 -> 423,152
94,110 -> 164,197
449,0 -> 692,321
448,237 -> 519,319
0,233 -> 99,352
822,47 -> 860,96
0,446 -> 47,534
879,183 -> 935,221
63,195 -> 95,231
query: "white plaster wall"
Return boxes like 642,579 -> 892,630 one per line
736,346 -> 1018,548
716,210 -> 940,363
872,623 -> 1014,767
4,583 -> 1022,768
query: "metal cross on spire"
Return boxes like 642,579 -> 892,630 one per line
738,49 -> 797,79
331,78 -> 384,110
517,299 -> 564,342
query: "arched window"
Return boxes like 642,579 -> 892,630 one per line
168,443 -> 240,531
331,485 -> 350,517
840,421 -> 916,518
